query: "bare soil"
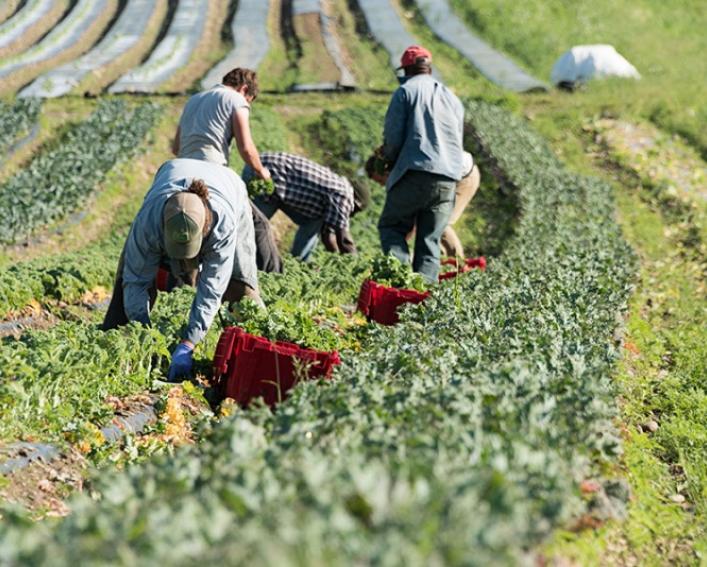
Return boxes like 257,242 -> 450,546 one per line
292,11 -> 340,84
0,449 -> 86,518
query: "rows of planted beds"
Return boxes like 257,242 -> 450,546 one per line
0,105 -> 368,446
0,100 -> 635,564
0,98 -> 41,159
0,99 -> 162,244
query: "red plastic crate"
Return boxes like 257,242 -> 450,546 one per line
213,327 -> 341,407
155,268 -> 170,291
438,256 -> 487,281
357,279 -> 430,325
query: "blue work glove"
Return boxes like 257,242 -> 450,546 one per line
167,342 -> 193,382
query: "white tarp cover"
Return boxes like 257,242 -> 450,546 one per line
416,0 -> 547,92
0,0 -> 53,50
110,0 -> 208,93
0,0 -> 109,78
551,45 -> 640,85
292,0 -> 320,14
20,0 -> 160,97
291,0 -> 356,88
201,0 -> 270,89
356,0 -> 439,79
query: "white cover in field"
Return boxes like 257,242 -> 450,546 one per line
551,45 -> 640,85
0,0 -> 53,50
0,0 -> 109,78
291,0 -> 356,88
201,0 -> 270,89
110,0 -> 208,93
20,0 -> 160,98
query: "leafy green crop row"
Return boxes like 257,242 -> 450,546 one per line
0,321 -> 168,445
0,234 -> 122,319
0,101 -> 635,564
0,98 -> 41,159
0,104 -> 284,319
0,107 -> 371,444
0,99 -> 162,244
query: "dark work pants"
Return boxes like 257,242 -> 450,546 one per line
100,250 -> 159,331
378,170 -> 456,283
251,201 -> 283,273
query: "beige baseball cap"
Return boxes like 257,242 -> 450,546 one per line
163,192 -> 206,259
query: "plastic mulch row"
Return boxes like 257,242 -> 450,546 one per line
20,0 -> 162,97
213,327 -> 341,407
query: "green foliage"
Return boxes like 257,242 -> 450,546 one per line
311,104 -> 386,177
0,101 -> 636,564
0,322 -> 168,444
246,178 -> 275,198
0,234 -> 123,318
225,298 -> 347,352
450,0 -> 707,158
0,98 -> 41,157
0,100 -> 162,244
0,286 -> 209,445
229,106 -> 289,171
230,253 -> 372,351
368,253 -> 427,291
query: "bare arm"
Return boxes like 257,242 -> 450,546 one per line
320,226 -> 356,255
171,125 -> 180,156
233,108 -> 271,180
320,226 -> 340,253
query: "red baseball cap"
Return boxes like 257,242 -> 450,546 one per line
398,45 -> 432,69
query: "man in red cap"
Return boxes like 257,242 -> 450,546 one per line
377,45 -> 465,282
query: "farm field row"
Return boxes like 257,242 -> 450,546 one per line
1,94 -> 704,567
0,96 -> 637,563
0,0 -> 704,563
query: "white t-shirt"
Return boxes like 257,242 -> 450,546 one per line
177,85 -> 250,166
461,151 -> 474,178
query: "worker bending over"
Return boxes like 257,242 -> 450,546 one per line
243,152 -> 369,261
378,46 -> 465,282
173,67 -> 281,273
101,158 -> 261,382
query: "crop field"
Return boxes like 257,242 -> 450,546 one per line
0,1 -> 704,565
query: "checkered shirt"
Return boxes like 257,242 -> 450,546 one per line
258,152 -> 355,229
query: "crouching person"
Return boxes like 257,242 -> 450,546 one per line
440,151 -> 480,258
101,158 -> 262,382
242,152 -> 369,261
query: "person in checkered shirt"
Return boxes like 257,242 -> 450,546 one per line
242,152 -> 370,261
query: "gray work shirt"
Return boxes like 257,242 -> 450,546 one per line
122,159 -> 257,345
177,85 -> 250,165
383,74 -> 465,190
